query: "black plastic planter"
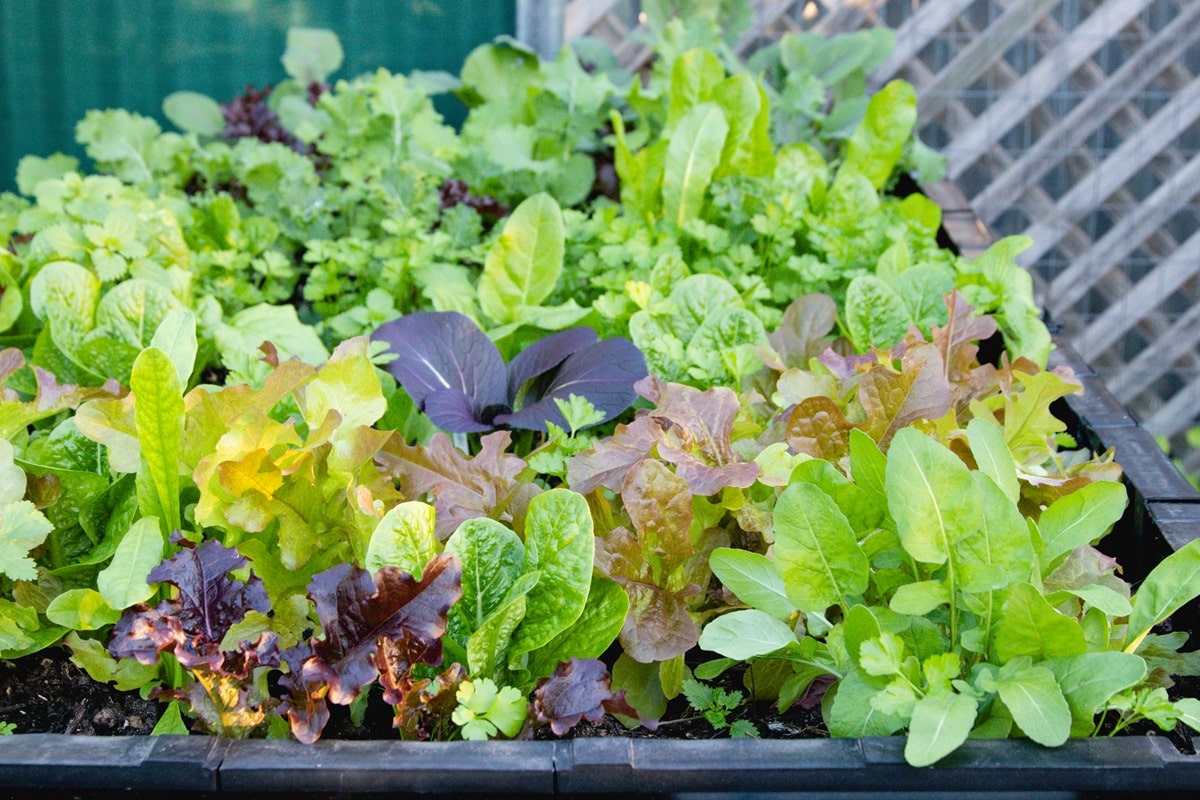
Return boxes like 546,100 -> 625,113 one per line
2,332 -> 1198,799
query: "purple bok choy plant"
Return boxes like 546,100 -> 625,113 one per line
371,311 -> 647,435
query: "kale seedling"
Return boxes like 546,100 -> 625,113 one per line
681,677 -> 760,739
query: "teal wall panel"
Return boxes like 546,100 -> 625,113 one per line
0,0 -> 515,192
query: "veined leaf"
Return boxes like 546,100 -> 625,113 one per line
709,548 -> 796,620
773,482 -> 868,612
1043,652 -> 1146,730
904,691 -> 976,767
149,309 -> 198,386
886,428 -> 981,566
524,576 -> 628,682
993,583 -> 1087,663
698,609 -> 797,661
46,588 -> 121,631
1126,538 -> 1200,653
662,103 -> 728,229
981,660 -> 1070,747
445,517 -> 525,642
131,347 -> 184,537
966,417 -> 1018,505
1038,481 -> 1127,570
479,193 -> 564,326
97,517 -> 164,609
510,489 -> 594,663
843,80 -> 917,190
366,502 -> 442,578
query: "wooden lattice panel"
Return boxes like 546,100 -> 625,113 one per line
564,0 -> 1200,471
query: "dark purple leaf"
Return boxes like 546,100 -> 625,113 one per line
372,311 -> 508,422
300,553 -> 462,708
109,537 -> 271,672
532,658 -> 654,735
276,643 -> 331,745
505,327 -> 598,401
423,389 -> 496,433
495,337 -> 648,432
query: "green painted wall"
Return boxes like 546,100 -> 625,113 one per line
0,0 -> 515,192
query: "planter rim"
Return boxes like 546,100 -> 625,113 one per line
1,732 -> 1198,795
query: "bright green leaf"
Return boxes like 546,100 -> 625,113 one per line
96,517 -> 164,609
709,548 -> 796,620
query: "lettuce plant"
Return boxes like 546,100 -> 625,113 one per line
373,311 -> 646,434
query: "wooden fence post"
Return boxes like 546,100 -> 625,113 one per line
517,0 -> 565,59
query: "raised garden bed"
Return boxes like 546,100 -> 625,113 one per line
3,14 -> 1200,800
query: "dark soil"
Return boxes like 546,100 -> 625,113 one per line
3,645 -> 1196,756
0,648 -> 158,735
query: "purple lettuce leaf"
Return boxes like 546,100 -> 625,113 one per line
640,377 -> 761,495
767,294 -> 837,369
109,537 -> 272,672
496,337 -> 648,433
372,311 -> 508,426
532,658 -> 653,735
378,431 -> 534,539
276,643 -> 331,745
299,553 -> 462,708
566,416 -> 661,494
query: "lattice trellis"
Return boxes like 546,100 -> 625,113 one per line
564,0 -> 1200,473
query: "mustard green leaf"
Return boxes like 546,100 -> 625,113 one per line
842,605 -> 883,673
709,548 -> 796,620
479,193 -> 564,325
162,91 -> 225,136
662,103 -> 728,229
957,472 -> 1033,594
698,609 -> 797,661
985,660 -> 1070,747
993,583 -> 1087,663
827,669 -> 906,737
966,417 -> 1019,505
904,690 -> 976,767
45,588 -> 121,631
1126,538 -> 1200,652
773,482 -> 868,613
885,428 -> 981,566
1043,652 -> 1146,730
1038,481 -> 1127,570
889,580 -> 950,616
